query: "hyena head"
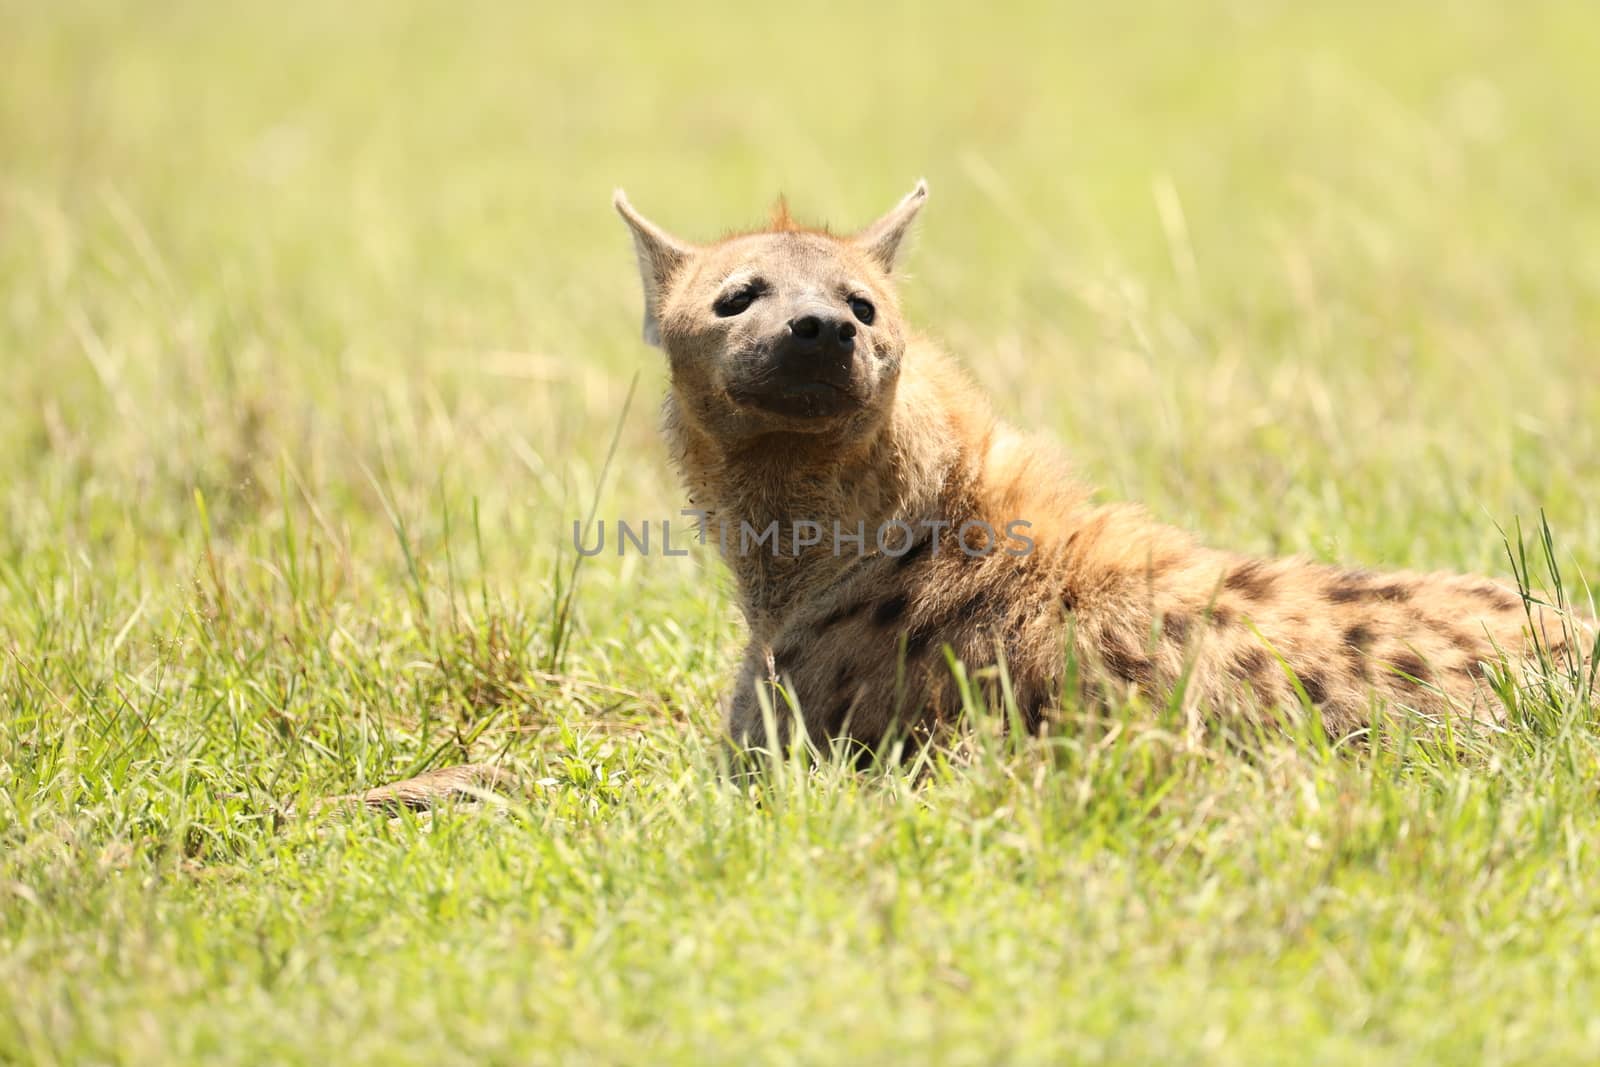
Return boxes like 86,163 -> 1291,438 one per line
614,182 -> 927,444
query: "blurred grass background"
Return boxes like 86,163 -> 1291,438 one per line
3,2 -> 1600,1063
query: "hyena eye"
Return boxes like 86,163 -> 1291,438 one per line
848,297 -> 876,325
713,286 -> 759,317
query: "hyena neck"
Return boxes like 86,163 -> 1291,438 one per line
665,346 -> 972,633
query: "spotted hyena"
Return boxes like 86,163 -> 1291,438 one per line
614,181 -> 1594,756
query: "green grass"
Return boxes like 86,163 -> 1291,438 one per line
4,1 -> 1600,1062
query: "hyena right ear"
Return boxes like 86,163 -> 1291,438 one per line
614,190 -> 695,348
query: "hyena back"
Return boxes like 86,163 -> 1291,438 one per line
614,182 -> 1593,754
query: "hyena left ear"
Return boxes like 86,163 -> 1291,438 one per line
614,190 -> 696,347
854,179 -> 929,274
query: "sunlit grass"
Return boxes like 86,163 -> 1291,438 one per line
3,1 -> 1600,1062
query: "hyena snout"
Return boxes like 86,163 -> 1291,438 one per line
771,307 -> 857,391
787,310 -> 856,348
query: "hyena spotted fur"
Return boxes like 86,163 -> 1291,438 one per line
615,181 -> 1594,755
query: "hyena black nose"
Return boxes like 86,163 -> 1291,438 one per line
788,313 -> 856,349
774,308 -> 858,395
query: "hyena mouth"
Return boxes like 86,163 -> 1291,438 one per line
729,380 -> 857,419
